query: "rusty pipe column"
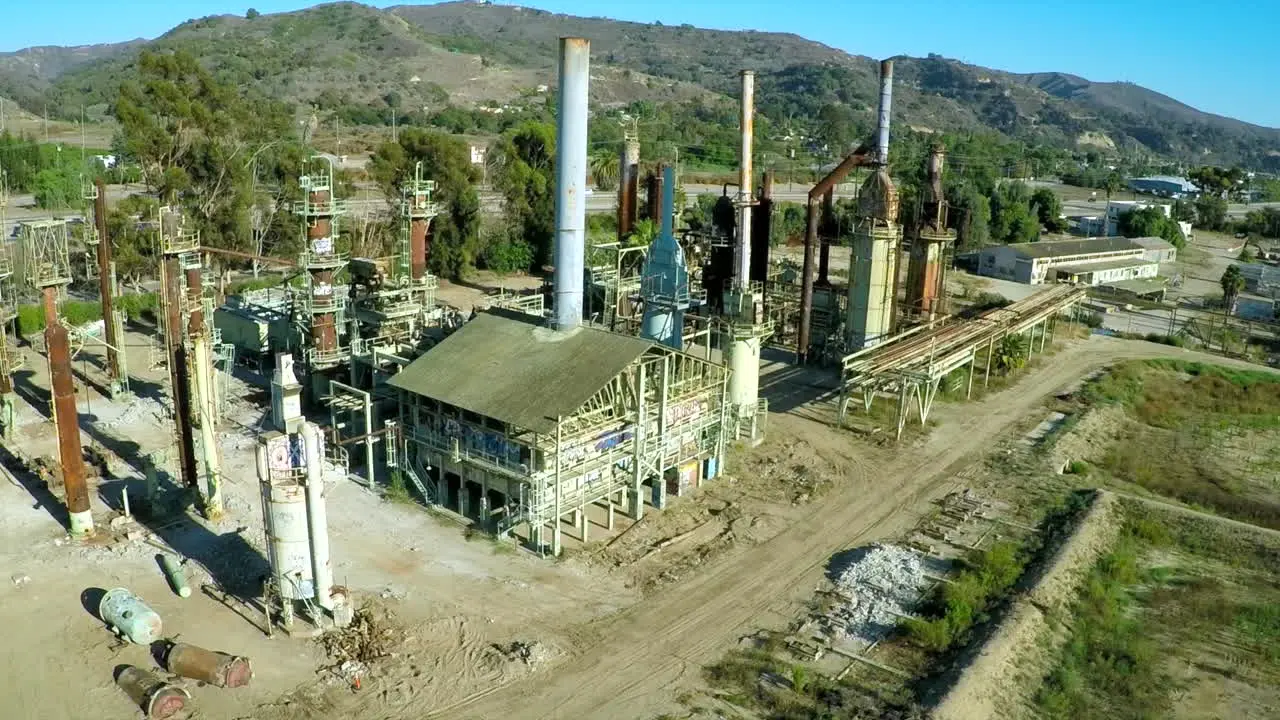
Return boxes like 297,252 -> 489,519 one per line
163,258 -> 199,492
750,170 -> 773,285
617,137 -> 640,240
409,195 -> 429,281
646,171 -> 663,224
818,188 -> 834,286
93,178 -> 121,387
797,200 -> 819,364
308,185 -> 338,354
44,287 -> 93,535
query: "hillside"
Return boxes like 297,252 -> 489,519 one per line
1,1 -> 1277,168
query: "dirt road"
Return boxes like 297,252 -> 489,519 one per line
424,337 -> 1264,720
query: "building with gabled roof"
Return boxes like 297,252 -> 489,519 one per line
388,309 -> 728,555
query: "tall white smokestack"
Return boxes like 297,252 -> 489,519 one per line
876,59 -> 894,166
553,37 -> 590,330
736,70 -> 754,287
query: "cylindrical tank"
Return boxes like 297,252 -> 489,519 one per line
261,478 -> 314,600
301,422 -> 334,612
168,643 -> 253,688
159,554 -> 191,598
99,588 -> 163,645
116,666 -> 189,720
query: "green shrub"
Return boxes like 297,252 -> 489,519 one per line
1067,460 -> 1090,475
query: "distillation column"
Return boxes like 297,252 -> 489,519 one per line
845,60 -> 901,352
723,70 -> 771,444
296,158 -> 348,377
93,178 -> 127,396
905,145 -> 956,322
186,266 -> 223,518
159,212 -> 201,496
553,37 -> 590,331
617,129 -> 640,240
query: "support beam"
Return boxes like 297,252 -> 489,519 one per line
93,178 -> 123,393
45,287 -> 93,536
630,363 -> 646,521
163,257 -> 199,493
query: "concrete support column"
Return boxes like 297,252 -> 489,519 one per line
630,364 -> 646,521
967,354 -> 976,399
607,498 -> 615,531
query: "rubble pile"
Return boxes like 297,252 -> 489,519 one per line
824,544 -> 930,646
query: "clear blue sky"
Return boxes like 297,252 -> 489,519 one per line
7,0 -> 1278,128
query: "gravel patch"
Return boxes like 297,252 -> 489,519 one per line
825,544 -> 930,646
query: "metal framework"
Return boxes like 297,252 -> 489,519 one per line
294,156 -> 350,371
397,346 -> 728,555
837,284 -> 1087,439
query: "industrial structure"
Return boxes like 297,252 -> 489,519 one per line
973,237 -> 1161,285
903,146 -> 956,323
837,284 -> 1087,438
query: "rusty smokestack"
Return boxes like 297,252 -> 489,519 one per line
797,200 -> 819,364
749,170 -> 772,285
93,178 -> 122,387
646,171 -> 663,224
617,137 -> 639,239
44,287 -> 92,535
876,59 -> 894,166
409,192 -> 429,281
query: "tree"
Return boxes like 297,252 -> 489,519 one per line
490,122 -> 556,270
368,129 -> 481,279
1118,206 -> 1186,249
588,150 -> 619,191
814,103 -> 860,156
1171,198 -> 1196,223
1102,172 -> 1124,203
1194,195 -> 1228,231
989,181 -> 1038,244
1189,166 -> 1242,199
246,8 -> 260,19
1030,188 -> 1066,233
1220,265 -> 1245,314
993,333 -> 1029,373
32,165 -> 81,210
115,50 -> 298,252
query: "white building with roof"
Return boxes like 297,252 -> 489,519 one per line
975,237 -> 1159,286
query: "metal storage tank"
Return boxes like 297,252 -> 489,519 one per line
99,588 -> 163,645
260,432 -> 314,600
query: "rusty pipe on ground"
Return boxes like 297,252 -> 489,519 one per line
115,666 -> 189,720
167,643 -> 253,688
45,287 -> 93,535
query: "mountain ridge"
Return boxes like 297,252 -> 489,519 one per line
0,1 -> 1275,167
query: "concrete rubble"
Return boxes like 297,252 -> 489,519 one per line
824,544 -> 930,646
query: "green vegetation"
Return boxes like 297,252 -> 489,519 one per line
1220,264 -> 1245,313
1083,360 -> 1280,529
490,122 -> 556,271
0,133 -> 102,209
115,49 -> 302,255
15,293 -> 158,335
1118,206 -> 1186,249
1036,505 -> 1280,719
901,540 -> 1026,652
368,129 -> 482,279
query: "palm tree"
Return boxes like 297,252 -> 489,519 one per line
589,151 -> 619,191
1220,264 -> 1245,314
625,219 -> 658,247
993,333 -> 1029,374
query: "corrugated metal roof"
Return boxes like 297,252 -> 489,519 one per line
387,310 -> 654,434
1128,236 -> 1175,250
1009,237 -> 1142,260
1055,258 -> 1157,274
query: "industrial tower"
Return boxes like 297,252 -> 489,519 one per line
904,145 -> 956,322
723,70 -> 771,443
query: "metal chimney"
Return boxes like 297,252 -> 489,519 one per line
875,59 -> 894,166
553,37 -> 590,331
736,70 -> 754,287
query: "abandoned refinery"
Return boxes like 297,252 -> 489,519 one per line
3,3 -> 1280,720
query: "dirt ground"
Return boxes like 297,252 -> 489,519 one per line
0,327 -> 635,720
2,312 -> 1268,720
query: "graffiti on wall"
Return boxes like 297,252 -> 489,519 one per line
439,417 -> 525,469
664,399 -> 705,427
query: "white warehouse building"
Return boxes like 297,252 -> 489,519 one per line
975,237 -> 1163,286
